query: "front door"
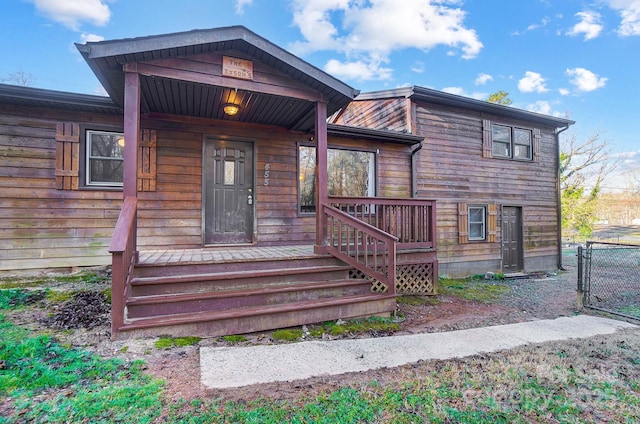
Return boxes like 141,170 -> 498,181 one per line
502,206 -> 523,272
203,138 -> 254,244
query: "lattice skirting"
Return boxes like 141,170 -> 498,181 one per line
349,262 -> 436,295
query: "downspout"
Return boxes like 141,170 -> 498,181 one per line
556,124 -> 570,270
410,141 -> 424,198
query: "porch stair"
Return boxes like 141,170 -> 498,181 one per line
116,255 -> 396,339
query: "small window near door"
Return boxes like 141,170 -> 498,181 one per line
468,205 -> 487,241
86,130 -> 124,186
298,145 -> 376,214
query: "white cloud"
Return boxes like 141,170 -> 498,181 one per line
526,100 -> 552,115
289,0 -> 482,81
518,71 -> 549,93
324,58 -> 393,82
527,17 -> 550,31
475,73 -> 493,85
525,100 -> 567,117
513,17 -> 551,35
559,88 -> 571,96
441,86 -> 487,100
29,0 -> 111,30
411,61 -> 425,74
604,0 -> 640,36
235,0 -> 253,15
566,11 -> 603,40
80,33 -> 104,43
565,67 -> 607,91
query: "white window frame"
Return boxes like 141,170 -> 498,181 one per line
468,205 -> 487,241
86,130 -> 125,187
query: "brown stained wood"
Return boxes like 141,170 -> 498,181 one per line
482,119 -> 492,158
131,62 -> 327,103
137,129 -> 157,192
315,101 -> 328,247
0,145 -> 54,160
123,71 -> 141,198
0,218 -> 116,230
117,294 -> 396,339
336,98 -> 410,132
2,99 -> 420,270
54,122 -> 80,190
488,203 -> 497,243
141,54 -> 319,98
405,101 -> 559,272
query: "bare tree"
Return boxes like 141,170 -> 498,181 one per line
1,69 -> 36,86
560,131 -> 618,237
622,168 -> 640,194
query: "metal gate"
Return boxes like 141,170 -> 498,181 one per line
578,241 -> 640,320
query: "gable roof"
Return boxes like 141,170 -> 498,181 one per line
356,86 -> 575,129
76,26 -> 359,132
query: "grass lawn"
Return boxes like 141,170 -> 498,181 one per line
1,276 -> 640,423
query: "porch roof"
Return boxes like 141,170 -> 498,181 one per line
76,26 -> 360,132
328,123 -> 423,145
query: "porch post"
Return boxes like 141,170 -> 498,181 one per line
123,66 -> 140,199
123,65 -> 140,256
315,101 -> 328,251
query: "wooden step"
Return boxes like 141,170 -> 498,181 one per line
133,254 -> 345,278
129,265 -> 353,296
126,279 -> 372,318
116,293 -> 396,339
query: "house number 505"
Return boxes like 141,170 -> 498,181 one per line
264,163 -> 270,186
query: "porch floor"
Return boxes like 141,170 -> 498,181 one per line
137,245 -> 318,266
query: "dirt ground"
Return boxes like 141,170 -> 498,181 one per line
4,256 -> 635,405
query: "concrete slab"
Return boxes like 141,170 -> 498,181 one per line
200,315 -> 637,389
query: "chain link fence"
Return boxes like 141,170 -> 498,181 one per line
578,241 -> 640,320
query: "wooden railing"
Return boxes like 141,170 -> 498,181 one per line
329,197 -> 436,250
108,196 -> 138,338
322,204 -> 397,295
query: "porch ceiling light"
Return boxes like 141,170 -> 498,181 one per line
223,103 -> 240,116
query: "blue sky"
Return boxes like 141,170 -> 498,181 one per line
1,0 -> 639,190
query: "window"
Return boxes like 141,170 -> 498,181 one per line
298,145 -> 376,213
468,205 -> 486,241
491,124 -> 532,160
86,130 -> 124,186
458,202 -> 497,243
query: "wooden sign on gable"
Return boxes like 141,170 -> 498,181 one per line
222,56 -> 254,80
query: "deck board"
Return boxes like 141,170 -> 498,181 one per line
138,245 -> 317,266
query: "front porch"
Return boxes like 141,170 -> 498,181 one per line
74,27 -> 438,339
110,198 -> 437,339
